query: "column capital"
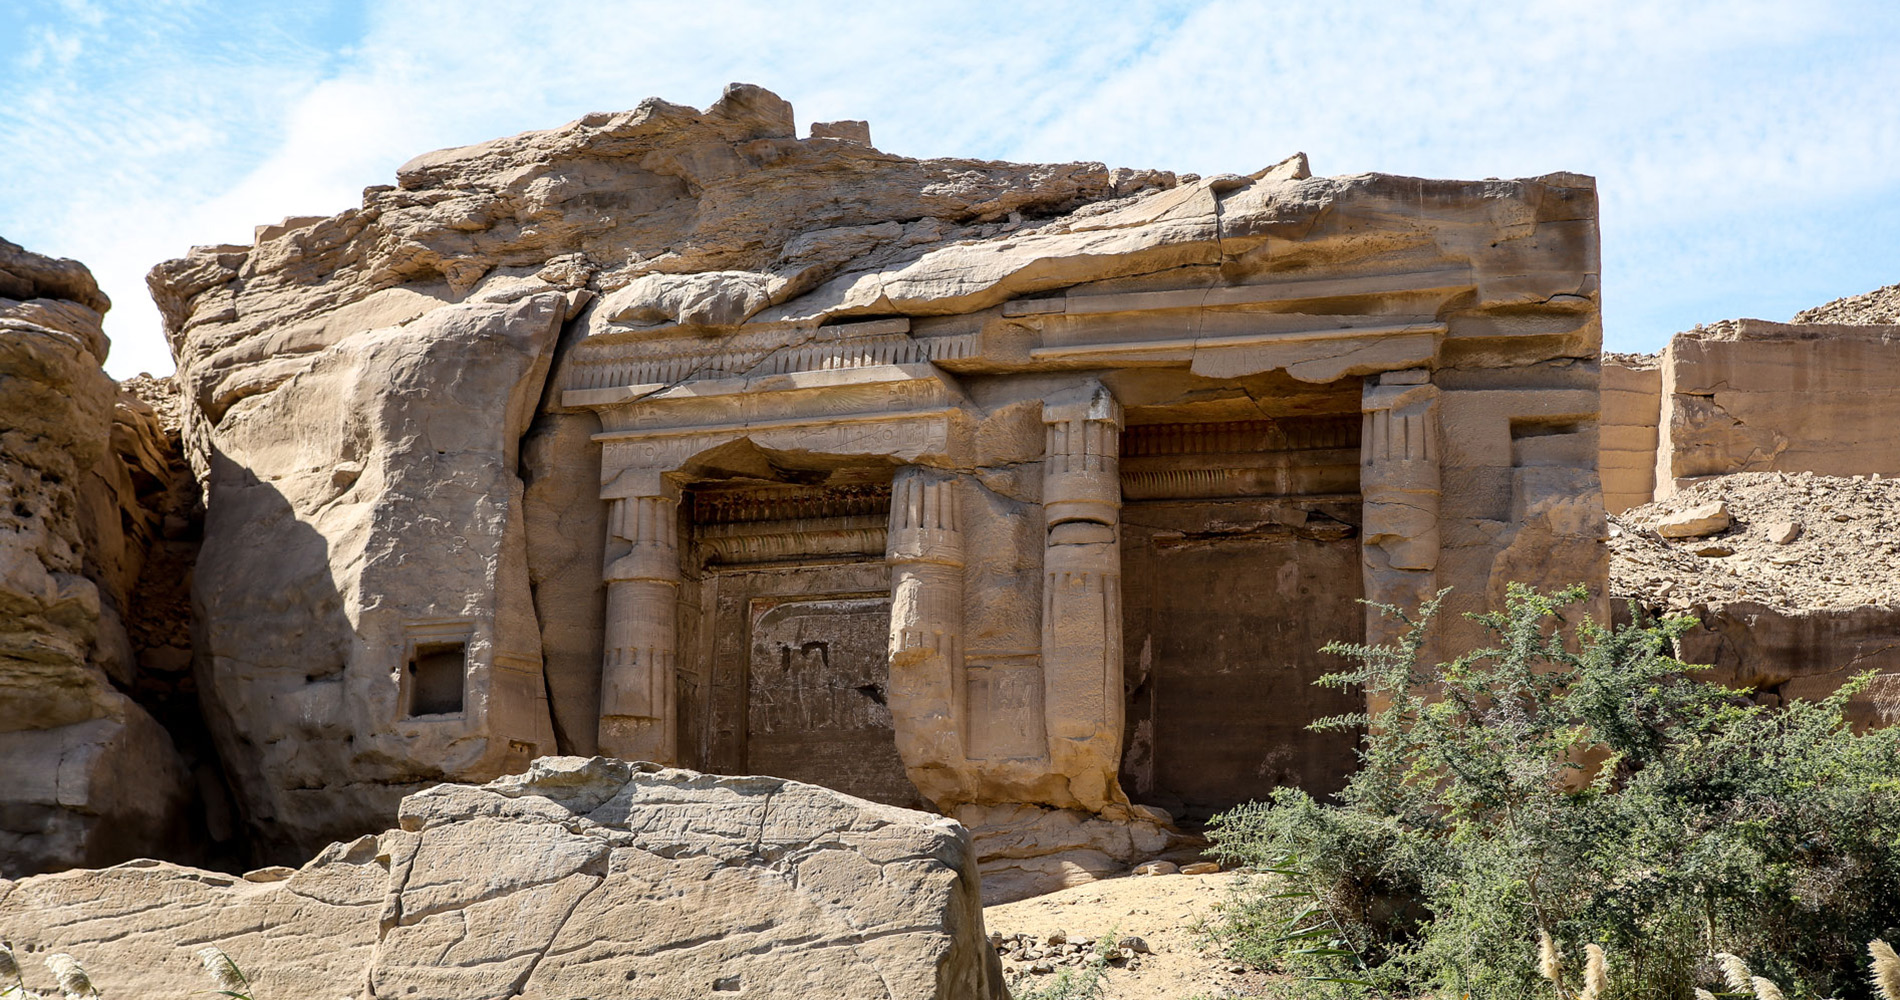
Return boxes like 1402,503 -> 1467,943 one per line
601,466 -> 678,501
1043,382 -> 1123,531
1042,381 -> 1124,429
887,468 -> 965,568
1361,376 -> 1441,572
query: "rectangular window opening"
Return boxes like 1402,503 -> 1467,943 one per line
408,641 -> 467,717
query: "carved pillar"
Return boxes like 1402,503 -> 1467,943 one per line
886,467 -> 965,777
599,470 -> 680,764
1361,369 -> 1442,648
1039,382 -> 1125,811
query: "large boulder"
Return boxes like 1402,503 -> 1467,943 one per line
0,237 -> 192,874
0,757 -> 1006,1000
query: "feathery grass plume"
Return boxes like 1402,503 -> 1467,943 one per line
1871,939 -> 1900,1000
1579,943 -> 1609,1000
42,954 -> 94,999
1695,990 -> 1717,1000
1717,953 -> 1754,994
196,947 -> 248,995
1751,975 -> 1788,1000
1538,928 -> 1564,985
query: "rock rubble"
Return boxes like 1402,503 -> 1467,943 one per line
1610,472 -> 1900,613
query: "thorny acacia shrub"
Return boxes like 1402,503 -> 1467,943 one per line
1203,584 -> 1900,1000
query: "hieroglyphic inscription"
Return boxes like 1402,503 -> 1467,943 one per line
745,595 -> 921,807
964,657 -> 1047,760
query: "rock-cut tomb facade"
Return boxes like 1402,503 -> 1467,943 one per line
131,85 -> 1607,880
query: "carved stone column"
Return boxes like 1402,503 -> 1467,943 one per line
599,470 -> 680,764
886,467 -> 965,778
1040,382 -> 1125,811
1361,369 -> 1442,648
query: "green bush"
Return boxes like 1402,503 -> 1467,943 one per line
1202,584 -> 1900,1000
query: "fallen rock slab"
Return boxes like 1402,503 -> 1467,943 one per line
0,757 -> 1005,1000
1655,500 -> 1732,538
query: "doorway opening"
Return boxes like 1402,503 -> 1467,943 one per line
1118,414 -> 1367,823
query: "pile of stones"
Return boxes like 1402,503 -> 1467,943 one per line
1610,472 -> 1900,611
989,930 -> 1152,975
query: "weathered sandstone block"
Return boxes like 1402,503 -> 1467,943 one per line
1655,319 -> 1900,495
1655,500 -> 1731,538
0,757 -> 1005,1000
0,238 -> 191,875
1599,355 -> 1660,513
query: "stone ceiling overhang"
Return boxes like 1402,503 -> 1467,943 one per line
561,265 -> 1481,435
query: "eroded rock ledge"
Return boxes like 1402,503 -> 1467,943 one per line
0,237 -> 198,875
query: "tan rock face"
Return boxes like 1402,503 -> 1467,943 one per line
183,293 -> 566,858
0,757 -> 1005,1000
146,84 -> 1605,888
1655,319 -> 1900,493
0,238 -> 192,875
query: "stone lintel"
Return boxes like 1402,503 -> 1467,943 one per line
591,405 -> 962,445
1001,267 -> 1473,317
564,360 -> 941,409
1028,320 -> 1448,361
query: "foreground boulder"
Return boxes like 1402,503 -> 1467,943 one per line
0,238 -> 192,874
0,757 -> 1005,999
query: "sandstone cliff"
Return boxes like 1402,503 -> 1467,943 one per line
146,82 -> 1604,878
0,238 -> 195,874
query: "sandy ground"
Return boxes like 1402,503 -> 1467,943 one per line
984,870 -> 1280,999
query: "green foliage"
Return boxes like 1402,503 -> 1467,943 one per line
1201,584 -> 1900,1000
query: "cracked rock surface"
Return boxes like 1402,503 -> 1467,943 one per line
0,756 -> 1006,1000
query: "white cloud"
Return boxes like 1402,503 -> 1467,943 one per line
1,0 -> 1897,375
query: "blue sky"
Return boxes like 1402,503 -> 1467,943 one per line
4,0 -> 1897,377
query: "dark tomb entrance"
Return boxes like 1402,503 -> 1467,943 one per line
682,480 -> 928,809
1118,414 -> 1368,822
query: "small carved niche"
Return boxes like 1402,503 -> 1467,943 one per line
404,638 -> 467,718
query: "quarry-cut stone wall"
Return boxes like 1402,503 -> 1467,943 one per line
1600,314 -> 1900,513
1658,320 -> 1900,494
1602,291 -> 1900,736
1599,356 -> 1661,514
138,83 -> 1606,887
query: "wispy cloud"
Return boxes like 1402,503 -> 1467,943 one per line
1,0 -> 1896,376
